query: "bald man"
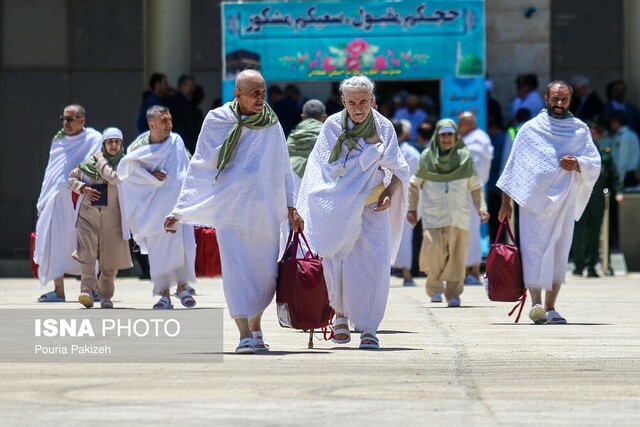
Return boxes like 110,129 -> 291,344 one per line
165,70 -> 303,354
457,112 -> 493,285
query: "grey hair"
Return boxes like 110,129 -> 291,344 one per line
570,74 -> 590,88
339,75 -> 375,95
146,105 -> 169,120
302,99 -> 326,120
65,104 -> 86,117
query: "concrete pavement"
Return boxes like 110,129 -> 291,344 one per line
1,273 -> 639,426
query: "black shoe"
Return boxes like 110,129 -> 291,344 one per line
572,268 -> 583,277
605,267 -> 615,276
586,267 -> 599,278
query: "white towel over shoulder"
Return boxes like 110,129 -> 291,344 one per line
170,102 -> 295,242
297,109 -> 410,261
34,128 -> 102,286
497,112 -> 601,221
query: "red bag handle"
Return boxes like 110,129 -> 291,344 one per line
282,230 -> 316,261
494,220 -> 516,245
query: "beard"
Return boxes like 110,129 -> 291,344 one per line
547,104 -> 567,119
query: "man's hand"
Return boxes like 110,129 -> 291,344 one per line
82,186 -> 101,202
164,216 -> 179,233
479,211 -> 490,223
407,210 -> 418,226
560,155 -> 580,172
374,187 -> 393,212
152,171 -> 167,181
498,193 -> 513,223
94,151 -> 104,160
288,207 -> 304,232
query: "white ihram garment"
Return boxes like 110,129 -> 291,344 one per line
497,111 -> 601,289
297,109 -> 410,333
34,128 -> 102,286
117,132 -> 195,294
170,103 -> 295,318
463,128 -> 493,266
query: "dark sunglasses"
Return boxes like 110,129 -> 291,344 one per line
60,115 -> 82,122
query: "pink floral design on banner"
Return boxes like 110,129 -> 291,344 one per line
278,37 -> 428,77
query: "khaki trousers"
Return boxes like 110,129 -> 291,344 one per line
80,263 -> 117,300
420,226 -> 468,300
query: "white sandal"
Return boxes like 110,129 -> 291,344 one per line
331,316 -> 351,344
252,331 -> 270,352
235,337 -> 256,354
359,332 -> 380,350
153,296 -> 174,310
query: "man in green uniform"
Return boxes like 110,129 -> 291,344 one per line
572,121 -> 624,277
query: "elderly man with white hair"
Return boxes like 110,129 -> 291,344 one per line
297,75 -> 410,350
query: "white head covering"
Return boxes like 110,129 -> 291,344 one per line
102,127 -> 123,141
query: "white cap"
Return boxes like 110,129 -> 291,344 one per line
438,126 -> 456,135
102,127 -> 123,141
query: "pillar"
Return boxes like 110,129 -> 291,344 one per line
144,0 -> 191,88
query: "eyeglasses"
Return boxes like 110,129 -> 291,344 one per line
60,115 -> 83,122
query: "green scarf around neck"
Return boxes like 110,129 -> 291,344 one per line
52,129 -> 66,142
287,118 -> 323,177
215,99 -> 279,180
78,142 -> 124,180
328,108 -> 377,163
414,119 -> 476,182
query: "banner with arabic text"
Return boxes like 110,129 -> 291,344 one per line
222,0 -> 485,87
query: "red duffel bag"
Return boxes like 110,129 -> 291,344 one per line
485,220 -> 527,322
194,226 -> 222,277
276,230 -> 333,331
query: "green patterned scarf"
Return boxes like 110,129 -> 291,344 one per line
216,99 -> 279,180
415,119 -> 476,182
78,142 -> 124,180
52,129 -> 66,142
328,109 -> 376,163
287,118 -> 323,177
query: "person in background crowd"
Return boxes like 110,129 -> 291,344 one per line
602,79 -> 640,135
569,74 -> 604,122
457,111 -> 493,285
136,73 -> 169,133
486,116 -> 513,244
510,73 -> 544,122
273,84 -> 305,138
572,121 -> 623,278
287,99 -> 327,193
393,93 -> 428,142
170,74 -> 200,155
391,119 -> 421,286
608,110 -> 640,188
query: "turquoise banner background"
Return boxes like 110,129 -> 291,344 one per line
222,1 -> 485,83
